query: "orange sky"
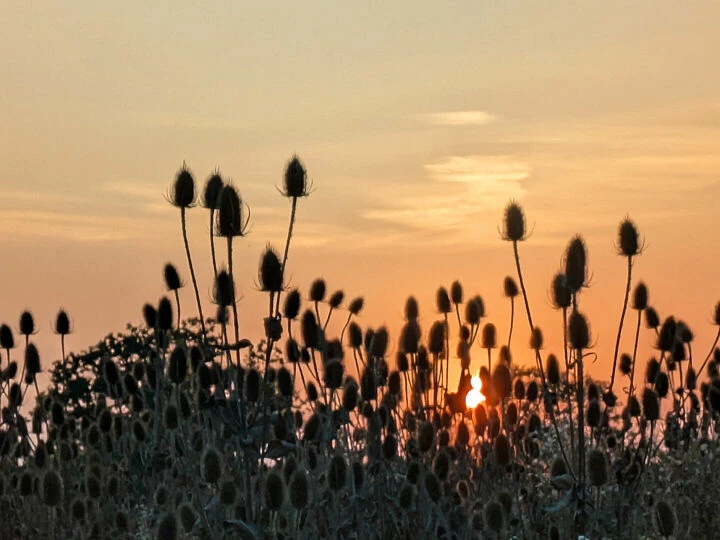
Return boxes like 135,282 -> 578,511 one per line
1,2 -> 719,389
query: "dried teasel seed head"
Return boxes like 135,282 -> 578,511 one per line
213,268 -> 235,308
246,369 -> 261,402
289,469 -> 309,510
324,360 -> 344,391
347,321 -> 363,349
142,304 -> 157,328
203,170 -> 224,209
502,201 -> 526,242
259,246 -> 283,292
157,297 -> 173,331
167,347 -> 187,384
465,296 -> 485,325
587,449 -> 608,486
564,235 -> 588,293
450,280 -> 464,304
405,296 -> 420,320
492,364 -> 512,401
655,372 -> 669,398
645,306 -> 660,329
163,263 -> 183,292
309,278 -> 326,302
481,323 -> 497,349
568,310 -> 591,350
428,321 -> 445,355
156,511 -> 179,540
282,289 -> 301,320
215,184 -> 248,238
342,379 -> 359,411
551,273 -> 572,310
587,400 -> 601,427
642,388 -> 660,421
632,282 -> 649,311
686,367 -> 697,391
328,290 -> 344,309
617,218 -> 641,257
484,500 -> 504,534
283,155 -> 308,198
503,276 -> 519,298
494,434 -> 511,466
399,483 -> 415,509
657,317 -> 677,352
546,354 -> 561,385
19,311 -> 35,336
653,500 -> 676,537
170,165 -> 195,208
370,326 -> 389,357
436,287 -> 452,313
277,366 -> 294,397
530,327 -> 544,350
201,447 -> 223,484
264,471 -> 284,510
25,343 -> 41,377
0,324 -> 15,349
619,353 -> 632,376
348,296 -> 364,315
42,469 -> 63,507
328,455 -> 348,491
301,310 -> 319,349
400,321 -> 421,354
423,471 -> 441,502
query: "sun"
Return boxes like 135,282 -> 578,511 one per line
465,375 -> 486,409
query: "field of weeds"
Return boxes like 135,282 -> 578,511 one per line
1,157 -> 719,539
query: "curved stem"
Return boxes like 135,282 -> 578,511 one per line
173,289 -> 181,329
698,328 -> 720,376
181,208 -> 207,341
275,196 -> 298,316
209,208 -> 219,280
609,256 -> 633,392
507,297 -> 515,349
227,237 -> 241,370
628,310 -> 642,399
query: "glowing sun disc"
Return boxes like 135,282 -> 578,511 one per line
465,375 -> 486,408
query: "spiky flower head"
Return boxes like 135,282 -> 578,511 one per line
405,296 -> 419,320
530,327 -> 544,350
657,317 -> 677,352
142,303 -> 157,328
19,311 -> 35,336
618,218 -> 641,257
55,310 -> 71,335
163,263 -> 183,291
0,324 -> 16,349
157,297 -> 173,331
282,289 -> 301,320
619,353 -> 632,376
450,280 -> 464,304
645,306 -> 660,329
215,184 -> 249,238
546,354 -> 560,385
42,470 -> 63,507
328,290 -> 344,309
309,278 -> 326,302
642,388 -> 660,421
348,296 -> 364,315
465,296 -> 485,325
436,287 -> 452,313
283,155 -> 308,198
170,164 -> 196,209
289,470 -> 309,510
502,201 -> 526,242
202,170 -> 224,209
265,471 -> 285,510
258,246 -> 283,292
213,269 -> 235,308
564,235 -> 588,293
328,455 -> 348,491
201,446 -> 223,484
25,344 -> 41,378
428,321 -> 445,355
632,282 -> 648,311
501,276 -> 519,299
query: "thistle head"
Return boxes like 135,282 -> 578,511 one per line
202,170 -> 224,209
215,184 -> 249,238
617,218 -> 641,257
169,164 -> 196,209
502,201 -> 526,242
283,155 -> 309,198
19,311 -> 35,337
258,245 -> 284,292
163,263 -> 183,291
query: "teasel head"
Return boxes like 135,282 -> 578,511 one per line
201,446 -> 223,484
653,500 -> 676,538
564,235 -> 588,293
42,469 -> 63,507
309,278 -> 326,303
526,380 -> 539,402
324,360 -> 344,391
657,317 -> 676,352
503,276 -> 519,299
301,310 -> 319,349
405,296 -> 420,320
642,388 -> 660,421
617,218 -> 641,257
436,287 -> 452,313
24,343 -> 41,380
328,454 -> 348,491
289,469 -> 309,510
213,268 -> 235,308
492,363 -> 512,401
246,369 -> 261,402
142,303 -> 157,329
283,155 -> 309,198
484,500 -> 504,534
428,321 -> 445,355
215,183 -> 249,237
568,310 -> 591,350
348,296 -> 364,316
587,400 -> 601,427
281,289 -> 301,321
546,354 -> 560,385
632,282 -> 649,311
19,311 -> 36,338
400,320 -> 420,354
619,353 -> 632,376
259,245 -> 284,292
202,170 -> 224,209
0,324 -> 15,350
465,296 -> 485,325
655,372 -> 669,398
326,289 -> 344,310
423,471 -> 442,503
448,280 -> 464,305
587,448 -> 608,486
551,273 -> 572,310
494,433 -> 511,466
265,471 -> 285,510
156,511 -> 179,540
530,327 -> 544,350
169,164 -> 196,209
645,306 -> 660,330
157,296 -> 173,331
481,323 -> 497,349
370,326 -> 389,358
167,347 -> 187,384
502,201 -> 526,242
342,378 -> 359,411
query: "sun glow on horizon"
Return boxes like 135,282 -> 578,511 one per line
465,374 -> 486,409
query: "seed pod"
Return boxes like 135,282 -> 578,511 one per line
259,246 -> 283,292
492,364 -> 512,401
455,420 -> 470,446
633,282 -> 649,310
167,348 -> 187,384
399,483 -> 415,509
301,310 -> 319,350
202,171 -> 224,209
55,310 -> 71,335
342,379 -> 359,411
0,324 -> 15,349
163,263 -> 183,291
494,434 -> 511,466
215,184 -> 247,238
618,218 -> 640,257
502,201 -> 526,242
19,311 -> 35,337
142,304 -> 157,328
370,327 -> 389,358
428,321 -> 445,355
529,328 -> 543,350
328,455 -> 348,491
418,422 -> 436,453
264,471 -> 284,510
619,353 -> 632,376
685,367 -> 697,391
275,366 -> 293,397
587,449 -> 608,486
42,470 -> 63,507
587,400 -> 601,427
653,500 -> 676,537
655,372 -> 669,398
546,354 -> 560,385
645,307 -> 660,329
324,360 -> 344,391
645,358 -> 660,384
405,296 -> 420,320
465,296 -> 485,325
450,280 -> 463,304
156,511 -> 178,540
436,287 -> 452,313
157,297 -> 173,331
481,323 -> 497,349
657,317 -> 676,352
642,389 -> 660,421
423,471 -> 442,503
514,379 -> 525,400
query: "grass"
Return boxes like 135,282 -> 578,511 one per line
1,157 -> 720,539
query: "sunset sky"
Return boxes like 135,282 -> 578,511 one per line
2,2 -> 719,386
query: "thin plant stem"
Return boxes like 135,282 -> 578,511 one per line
181,207 -> 207,341
226,237 -> 241,370
507,297 -> 515,348
609,256 -> 633,393
628,310 -> 642,399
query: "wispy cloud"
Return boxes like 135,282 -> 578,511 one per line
420,111 -> 497,126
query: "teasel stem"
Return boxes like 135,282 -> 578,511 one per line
628,310 -> 642,399
60,335 -> 66,364
443,313 -> 450,392
609,256 -> 633,394
576,344 -> 586,536
507,295 -> 515,349
562,306 -> 575,458
512,241 -> 547,386
209,208 -> 219,280
274,196 -> 298,316
181,207 -> 207,341
698,327 -> 720,376
173,289 -> 181,329
226,237 -> 241,370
